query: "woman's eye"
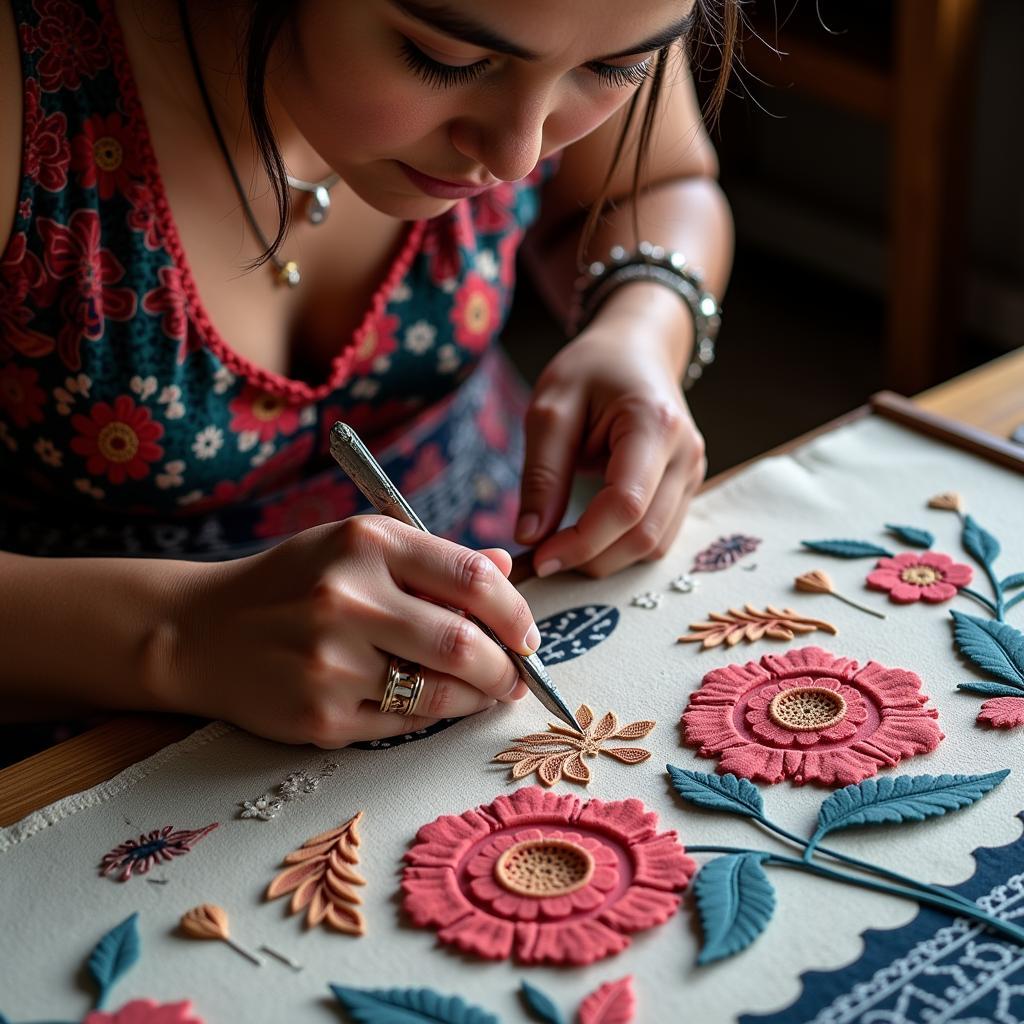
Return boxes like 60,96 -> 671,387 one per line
588,59 -> 653,89
399,37 -> 490,89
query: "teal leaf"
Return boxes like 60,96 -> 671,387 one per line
962,515 -> 1001,566
87,913 -> 140,1010
520,981 -> 564,1024
801,540 -> 894,558
329,986 -> 500,1024
884,524 -> 934,548
666,766 -> 764,819
694,853 -> 776,965
958,681 -> 1024,698
807,772 -> 1010,856
951,611 -> 1024,687
1001,573 -> 1024,592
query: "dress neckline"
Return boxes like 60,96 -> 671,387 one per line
99,0 -> 428,404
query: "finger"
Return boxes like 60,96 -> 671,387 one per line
515,393 -> 587,546
479,547 -> 513,577
344,697 -> 500,747
360,661 -> 501,718
375,589 -> 524,700
533,407 -> 676,574
388,526 -> 540,657
577,460 -> 691,578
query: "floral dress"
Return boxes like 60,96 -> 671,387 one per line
0,0 -> 556,560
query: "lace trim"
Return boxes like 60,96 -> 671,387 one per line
97,0 -> 429,404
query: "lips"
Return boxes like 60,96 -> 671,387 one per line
398,162 -> 496,200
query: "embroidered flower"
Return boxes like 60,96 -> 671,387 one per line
75,476 -> 104,500
142,266 -> 192,360
451,272 -> 500,353
37,210 -> 138,371
22,78 -> 69,192
155,460 -> 185,489
99,823 -> 219,881
191,425 -> 224,461
403,786 -> 694,964
124,181 -> 162,250
253,474 -> 359,539
212,365 -> 235,395
681,646 -> 943,786
71,112 -> 141,199
53,372 -> 92,414
437,342 -> 461,375
350,311 -> 400,375
33,436 -> 62,467
83,1000 -> 205,1024
239,795 -> 283,821
71,395 -> 165,484
977,697 -> 1024,730
229,384 -> 301,441
422,206 -> 472,283
404,319 -> 437,355
0,233 -> 52,359
866,552 -> 973,604
691,534 -> 761,573
21,0 -> 110,92
0,362 -> 46,428
630,592 -> 662,609
157,384 -> 185,420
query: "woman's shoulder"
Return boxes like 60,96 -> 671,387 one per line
0,2 -> 24,253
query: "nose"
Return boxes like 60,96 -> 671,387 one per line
449,90 -> 548,182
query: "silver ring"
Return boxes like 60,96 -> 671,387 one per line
380,657 -> 425,716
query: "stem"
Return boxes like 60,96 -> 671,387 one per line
1006,591 -> 1024,613
983,562 -> 1006,621
831,591 -> 886,619
961,586 -> 999,616
226,938 -> 262,966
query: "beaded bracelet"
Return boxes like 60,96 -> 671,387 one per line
572,241 -> 721,389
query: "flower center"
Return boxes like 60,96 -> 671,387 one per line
768,686 -> 847,732
97,421 -> 139,463
465,292 -> 490,332
494,838 -> 595,898
94,136 -> 123,172
252,394 -> 285,421
900,565 -> 941,586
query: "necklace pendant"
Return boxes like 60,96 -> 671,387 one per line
277,260 -> 301,288
306,185 -> 331,226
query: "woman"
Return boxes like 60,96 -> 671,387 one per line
0,0 -> 736,751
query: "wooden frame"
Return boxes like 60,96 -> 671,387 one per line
1,391 -> 1020,827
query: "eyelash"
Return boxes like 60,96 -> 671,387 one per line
398,38 -> 653,91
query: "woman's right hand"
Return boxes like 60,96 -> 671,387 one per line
155,516 -> 537,747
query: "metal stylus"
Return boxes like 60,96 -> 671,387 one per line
329,422 -> 581,732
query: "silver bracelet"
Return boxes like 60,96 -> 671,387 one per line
572,241 -> 721,389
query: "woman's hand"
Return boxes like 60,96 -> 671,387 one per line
515,312 -> 706,578
154,518 -> 535,747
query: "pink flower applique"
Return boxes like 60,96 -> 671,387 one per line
681,646 -> 943,787
402,786 -> 694,965
83,1000 -> 204,1024
978,697 -> 1024,730
866,551 -> 973,604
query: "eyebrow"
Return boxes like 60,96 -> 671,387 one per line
389,0 -> 696,62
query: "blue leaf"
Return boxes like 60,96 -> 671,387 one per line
329,986 -> 500,1024
807,772 -> 1010,855
666,766 -> 764,819
801,540 -> 893,558
1001,573 -> 1024,592
884,524 -> 934,548
694,853 -> 776,965
87,913 -> 140,1010
519,981 -> 564,1024
962,515 -> 1001,566
535,604 -> 620,665
958,681 -> 1024,698
951,611 -> 1024,688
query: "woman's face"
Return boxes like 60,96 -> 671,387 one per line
270,0 -> 695,219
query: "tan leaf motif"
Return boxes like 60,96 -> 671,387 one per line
180,903 -> 230,942
265,812 -> 366,935
678,604 -> 837,649
492,704 -> 653,787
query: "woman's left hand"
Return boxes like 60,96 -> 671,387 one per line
515,316 -> 706,578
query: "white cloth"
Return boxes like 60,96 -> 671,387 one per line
1,416 -> 1022,1022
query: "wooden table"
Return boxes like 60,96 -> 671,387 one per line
2,353 -> 1022,827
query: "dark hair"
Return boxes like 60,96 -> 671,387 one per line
241,1 -> 742,270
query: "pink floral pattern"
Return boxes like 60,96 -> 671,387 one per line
71,394 -> 164,484
450,272 -> 500,353
402,786 -> 694,964
23,78 -> 70,192
0,362 -> 46,428
681,646 -> 943,786
20,0 -> 110,92
977,697 -> 1024,730
71,111 -> 141,199
0,233 -> 52,359
228,384 -> 302,442
866,551 -> 973,604
83,1000 -> 204,1024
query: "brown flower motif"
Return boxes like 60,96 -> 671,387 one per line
493,704 -> 655,787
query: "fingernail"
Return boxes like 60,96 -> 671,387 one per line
536,559 -> 562,578
517,513 -> 540,543
524,624 -> 541,653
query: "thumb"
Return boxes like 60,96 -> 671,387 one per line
478,546 -> 513,578
516,398 -> 585,546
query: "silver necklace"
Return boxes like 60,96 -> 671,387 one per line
286,171 -> 341,225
